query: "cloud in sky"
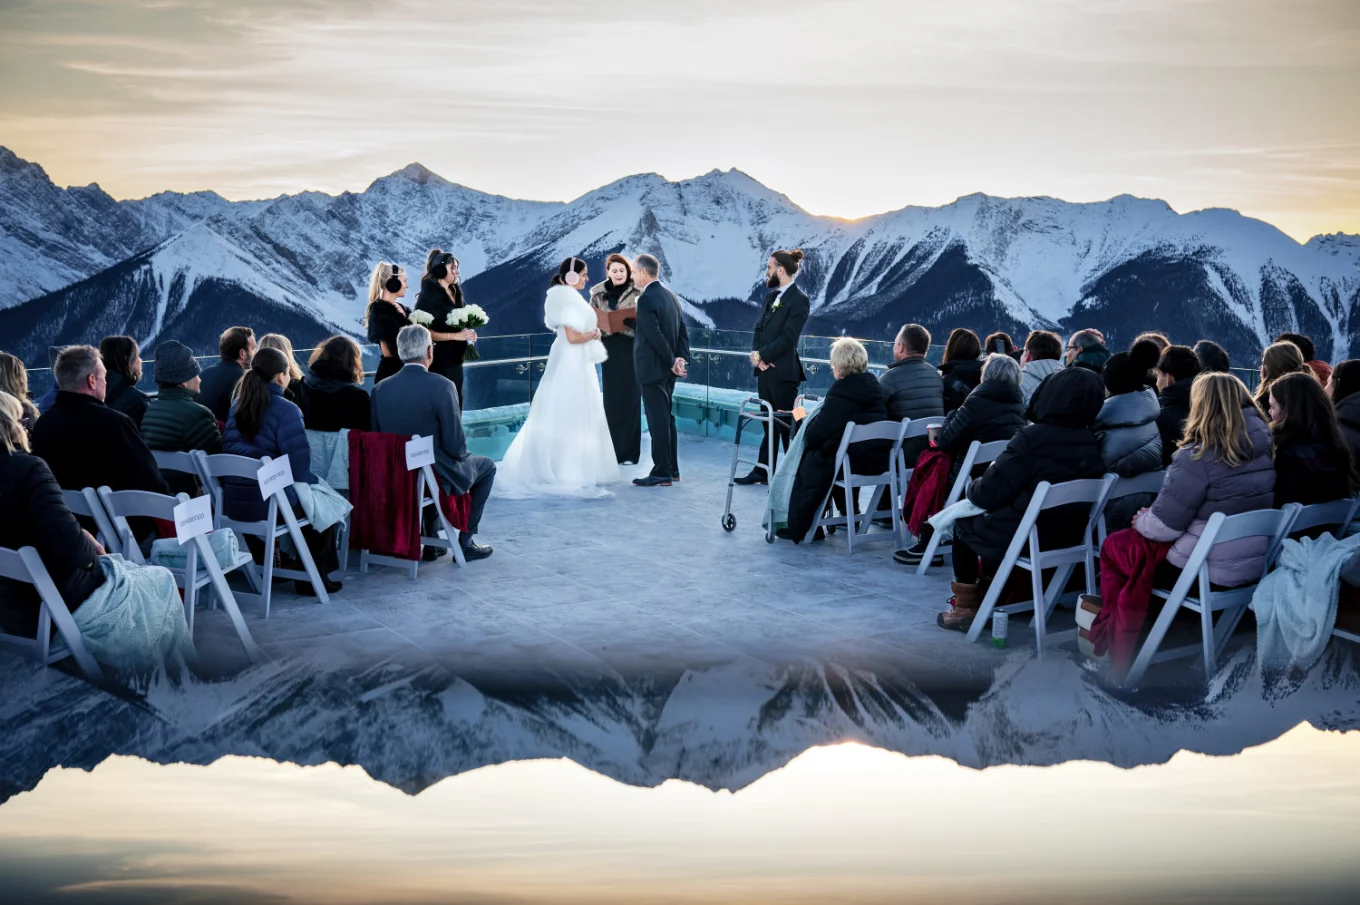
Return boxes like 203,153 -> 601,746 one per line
0,0 -> 1356,240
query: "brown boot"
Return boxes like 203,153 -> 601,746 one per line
938,581 -> 982,632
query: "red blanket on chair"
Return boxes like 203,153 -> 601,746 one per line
1091,527 -> 1173,674
347,431 -> 471,561
901,448 -> 953,538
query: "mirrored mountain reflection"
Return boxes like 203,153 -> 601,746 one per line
2,642 -> 1358,805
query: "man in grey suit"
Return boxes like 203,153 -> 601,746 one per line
631,254 -> 690,487
371,325 -> 495,560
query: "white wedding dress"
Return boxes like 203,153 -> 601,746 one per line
496,285 -> 623,498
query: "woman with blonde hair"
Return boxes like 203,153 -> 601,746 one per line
258,334 -> 304,401
1254,340 -> 1312,410
0,352 -> 39,431
364,261 -> 410,384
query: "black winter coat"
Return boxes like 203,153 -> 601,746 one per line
879,357 -> 944,423
414,279 -> 468,385
956,368 -> 1106,564
937,379 -> 1027,458
0,452 -> 105,631
1273,427 -> 1353,508
939,358 -> 983,414
1156,377 -> 1194,467
1335,393 -> 1360,470
197,361 -> 246,422
297,364 -> 372,432
29,392 -> 170,497
786,371 -> 892,539
103,373 -> 150,429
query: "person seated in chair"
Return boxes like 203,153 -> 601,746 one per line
937,367 -> 1106,632
1267,371 -> 1355,507
777,338 -> 892,543
296,336 -> 372,432
141,340 -> 222,497
371,325 -> 496,562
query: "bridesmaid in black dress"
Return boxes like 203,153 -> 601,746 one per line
588,253 -> 643,464
365,261 -> 410,384
414,249 -> 478,404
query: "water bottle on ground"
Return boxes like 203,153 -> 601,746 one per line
992,611 -> 1008,649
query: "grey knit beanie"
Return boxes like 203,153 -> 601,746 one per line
154,340 -> 201,385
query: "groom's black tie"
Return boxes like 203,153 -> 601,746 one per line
764,290 -> 779,314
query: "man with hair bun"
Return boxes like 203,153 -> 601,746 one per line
735,248 -> 811,485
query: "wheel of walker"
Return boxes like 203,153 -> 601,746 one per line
765,530 -> 776,544
722,513 -> 736,532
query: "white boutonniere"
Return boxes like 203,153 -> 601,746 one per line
771,297 -> 783,311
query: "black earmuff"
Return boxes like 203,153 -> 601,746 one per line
429,252 -> 452,282
384,264 -> 403,294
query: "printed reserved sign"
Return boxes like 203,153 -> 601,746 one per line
172,494 -> 213,545
257,455 -> 293,500
405,435 -> 435,471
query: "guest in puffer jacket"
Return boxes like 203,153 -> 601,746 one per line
938,367 -> 1106,631
938,328 -> 983,414
1266,372 -> 1355,507
1133,372 -> 1275,589
1154,345 -> 1201,467
1019,330 -> 1064,404
223,348 -> 341,594
878,323 -> 943,468
937,353 -> 1027,481
1095,341 -> 1163,477
1328,360 -> 1360,467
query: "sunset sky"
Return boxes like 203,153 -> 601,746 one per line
0,0 -> 1357,242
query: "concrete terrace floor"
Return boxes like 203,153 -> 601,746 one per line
186,434 -> 1005,686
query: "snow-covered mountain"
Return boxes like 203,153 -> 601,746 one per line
1,146 -> 1357,365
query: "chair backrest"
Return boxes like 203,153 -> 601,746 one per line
1021,476 -> 1117,554
1108,470 -> 1166,499
0,545 -> 101,680
193,451 -> 283,528
1286,498 -> 1360,538
901,418 -> 932,440
845,420 -> 907,445
62,487 -> 118,546
1173,506 -> 1299,594
151,449 -> 203,480
96,487 -> 190,560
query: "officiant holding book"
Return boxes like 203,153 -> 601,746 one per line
589,253 -> 643,464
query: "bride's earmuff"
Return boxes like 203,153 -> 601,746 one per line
384,264 -> 403,294
562,257 -> 581,287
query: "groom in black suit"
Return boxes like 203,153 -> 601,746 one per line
631,253 -> 690,487
734,248 -> 811,485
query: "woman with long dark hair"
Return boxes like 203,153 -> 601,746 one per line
938,328 -> 983,413
99,335 -> 150,427
588,253 -> 643,463
222,348 -> 342,595
1267,371 -> 1356,507
364,261 -> 409,385
414,249 -> 477,403
1327,359 -> 1360,466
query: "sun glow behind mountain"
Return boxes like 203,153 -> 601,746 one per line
0,1 -> 1357,242
1,727 -> 1357,904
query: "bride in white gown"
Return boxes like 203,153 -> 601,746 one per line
496,257 -> 624,498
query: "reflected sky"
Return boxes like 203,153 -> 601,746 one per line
2,726 -> 1358,904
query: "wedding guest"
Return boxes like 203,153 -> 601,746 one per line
222,348 -> 342,594
589,253 -> 643,464
1276,331 -> 1332,384
938,328 -> 982,414
0,352 -> 40,430
1154,345 -> 1201,467
1019,330 -> 1064,404
36,346 -> 62,415
371,325 -> 495,561
365,261 -> 410,385
1267,371 -> 1355,507
777,338 -> 892,542
736,248 -> 810,484
99,335 -> 150,428
1194,340 -> 1231,374
1095,341 -> 1164,477
141,341 -> 221,495
879,323 -> 944,468
29,345 -> 169,497
297,336 -> 372,432
414,249 -> 477,403
1066,329 -> 1111,373
1328,360 -> 1360,467
258,334 -> 304,401
1254,340 -> 1313,411
1132,331 -> 1171,389
198,326 -> 256,421
983,331 -> 1020,361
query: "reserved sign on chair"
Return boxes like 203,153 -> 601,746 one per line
257,455 -> 293,500
405,435 -> 435,471
172,495 -> 214,545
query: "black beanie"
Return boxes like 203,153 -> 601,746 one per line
1104,340 -> 1161,396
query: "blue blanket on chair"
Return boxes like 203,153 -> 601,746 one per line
1253,532 -> 1360,672
71,554 -> 196,674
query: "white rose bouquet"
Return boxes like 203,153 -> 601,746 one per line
447,304 -> 489,361
408,309 -> 434,327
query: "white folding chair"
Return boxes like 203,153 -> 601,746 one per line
894,418 -> 933,502
1096,470 -> 1167,545
61,487 -> 118,548
151,449 -> 208,494
915,439 -> 1010,576
358,436 -> 466,578
966,476 -> 1117,657
96,487 -> 262,662
1282,498 -> 1360,542
804,420 -> 907,552
0,545 -> 102,681
193,452 -> 332,613
1123,506 -> 1299,687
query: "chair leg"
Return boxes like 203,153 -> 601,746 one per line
262,531 -> 277,618
1030,564 -> 1047,657
1125,596 -> 1183,687
196,536 -> 262,663
1199,577 -> 1216,677
336,514 -> 351,577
